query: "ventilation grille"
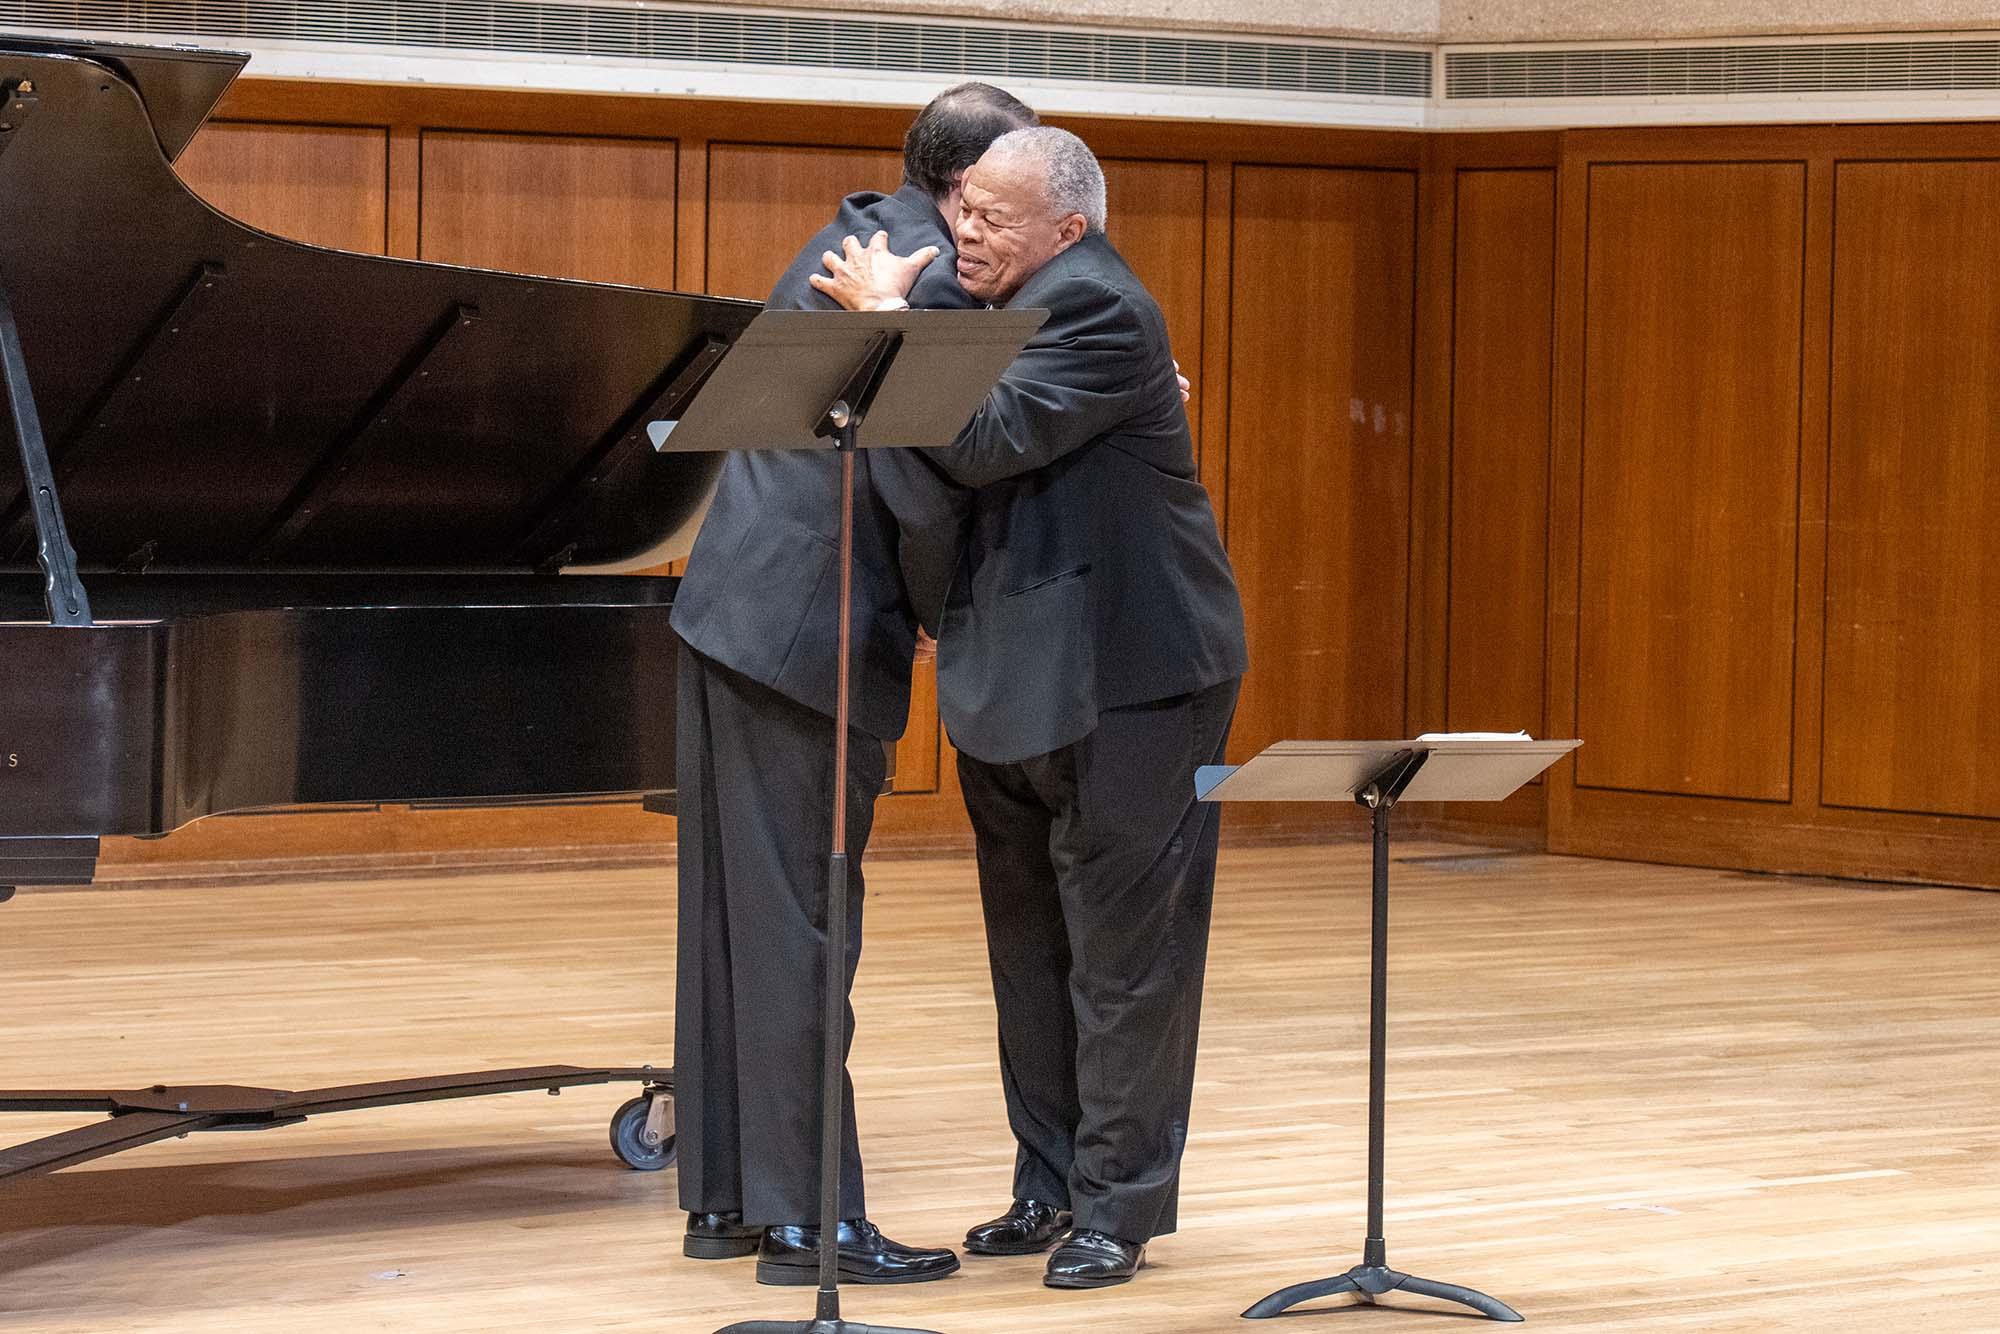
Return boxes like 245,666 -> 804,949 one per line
0,1 -> 1433,98
1447,40 -> 2000,99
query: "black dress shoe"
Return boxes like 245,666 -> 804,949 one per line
964,1198 -> 1073,1256
756,1218 -> 961,1286
684,1211 -> 762,1260
1044,1230 -> 1144,1289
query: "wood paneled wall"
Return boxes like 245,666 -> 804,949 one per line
418,132 -> 681,287
1546,124 -> 2000,888
173,121 -> 391,254
1225,164 -> 1417,774
101,81 -> 2000,889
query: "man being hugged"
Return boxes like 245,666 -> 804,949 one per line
671,83 -> 1035,1289
814,126 -> 1248,1290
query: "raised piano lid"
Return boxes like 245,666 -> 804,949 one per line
0,36 -> 760,577
0,35 -> 243,162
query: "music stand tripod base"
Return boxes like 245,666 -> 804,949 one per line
1242,1253 -> 1523,1322
719,1321 -> 943,1334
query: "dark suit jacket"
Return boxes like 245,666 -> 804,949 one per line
670,184 -> 972,741
930,232 -> 1249,764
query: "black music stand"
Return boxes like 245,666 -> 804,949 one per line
656,306 -> 1044,1334
1197,737 -> 1580,1324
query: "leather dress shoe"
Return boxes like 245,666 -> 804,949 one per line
1044,1229 -> 1144,1289
683,1211 -> 762,1259
756,1218 -> 961,1286
964,1198 -> 1073,1256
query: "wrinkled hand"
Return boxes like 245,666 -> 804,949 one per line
1174,358 -> 1191,404
809,231 -> 939,311
914,628 -> 938,664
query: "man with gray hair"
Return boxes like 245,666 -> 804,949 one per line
815,124 -> 1248,1290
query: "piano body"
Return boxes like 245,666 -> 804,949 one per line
0,36 -> 758,1184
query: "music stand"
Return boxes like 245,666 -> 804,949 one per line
1196,736 -> 1581,1324
657,306 -> 1044,1334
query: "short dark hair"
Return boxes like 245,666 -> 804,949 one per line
902,82 -> 1038,201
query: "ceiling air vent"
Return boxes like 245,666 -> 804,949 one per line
1,1 -> 1433,99
1446,39 -> 2000,99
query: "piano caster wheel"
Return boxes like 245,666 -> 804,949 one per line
0,887 -> 14,904
610,1094 -> 676,1171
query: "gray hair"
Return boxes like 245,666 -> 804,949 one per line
987,126 -> 1107,234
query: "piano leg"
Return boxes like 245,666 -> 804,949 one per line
0,836 -> 100,892
0,1066 -> 675,1187
0,1107 -> 223,1179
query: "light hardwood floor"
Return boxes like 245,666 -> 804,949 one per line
2,843 -> 1998,1331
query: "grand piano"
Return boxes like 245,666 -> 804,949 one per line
0,36 -> 759,1185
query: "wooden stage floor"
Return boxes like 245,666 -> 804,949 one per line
2,843 -> 1997,1331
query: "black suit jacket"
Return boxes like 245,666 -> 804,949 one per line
670,184 -> 972,741
929,232 -> 1249,764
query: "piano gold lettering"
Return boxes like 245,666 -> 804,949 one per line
6,754 -> 15,768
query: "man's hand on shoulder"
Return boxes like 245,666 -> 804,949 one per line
810,231 -> 940,311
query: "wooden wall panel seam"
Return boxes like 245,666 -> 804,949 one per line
705,137 -> 902,152
1197,159 -> 1233,532
381,125 -> 391,254
1571,782 -> 1797,805
206,115 -> 387,131
1566,160 -> 1593,802
1822,799 -> 2000,824
416,127 -> 425,259
1441,163 -> 1463,738
702,140 -> 715,295
1402,163 -> 1425,738
1540,167 -> 1558,743
1788,160 -> 1810,809
1816,157 -> 1838,816
1222,161 -> 1240,546
1790,152 -> 1835,816
1194,161 -> 1208,472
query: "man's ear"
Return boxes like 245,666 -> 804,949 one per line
1055,213 -> 1088,249
937,171 -> 968,224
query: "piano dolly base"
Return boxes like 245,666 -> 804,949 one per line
0,1063 -> 675,1183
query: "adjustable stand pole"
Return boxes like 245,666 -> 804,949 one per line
716,332 -> 938,1334
1243,750 -> 1522,1323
